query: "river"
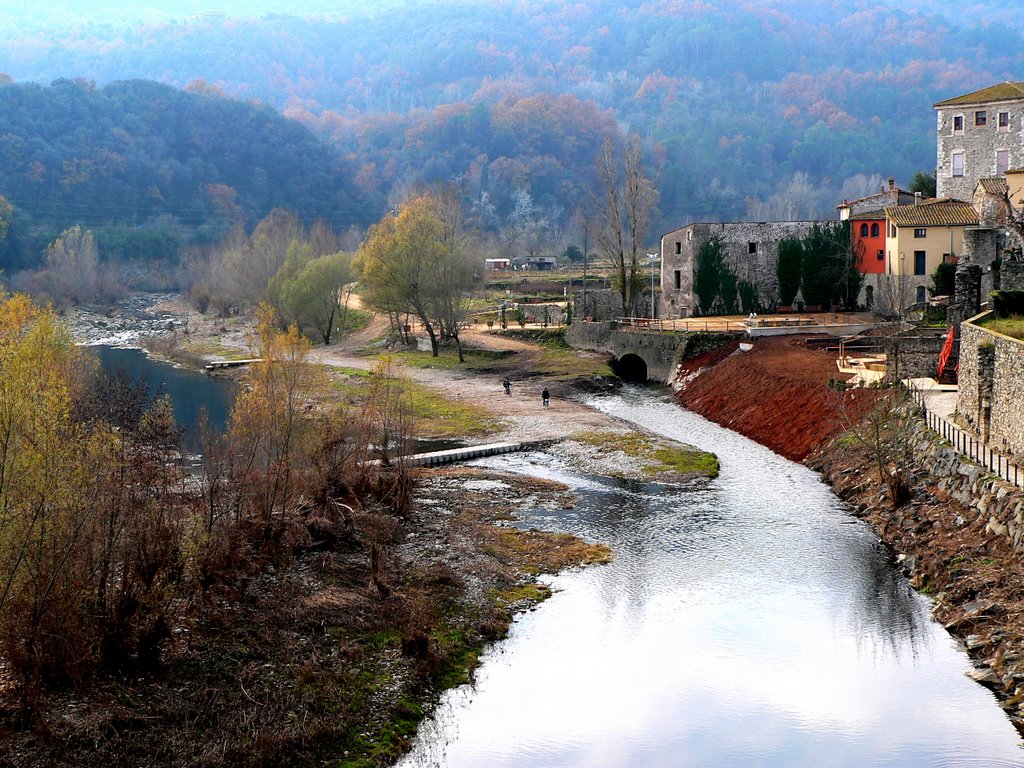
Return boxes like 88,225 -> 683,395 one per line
90,345 -> 237,447
398,386 -> 1024,767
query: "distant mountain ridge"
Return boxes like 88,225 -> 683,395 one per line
1,0 -> 1022,235
0,78 -> 376,269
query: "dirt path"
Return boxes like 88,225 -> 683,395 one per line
149,296 -> 636,445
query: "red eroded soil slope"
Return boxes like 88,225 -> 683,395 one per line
676,335 -> 878,462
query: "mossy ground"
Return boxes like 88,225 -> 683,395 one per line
570,429 -> 720,480
980,314 -> 1024,340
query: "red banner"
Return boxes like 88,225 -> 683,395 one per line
938,325 -> 956,378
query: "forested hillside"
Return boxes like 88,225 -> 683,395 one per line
1,0 -> 1023,246
0,79 -> 376,269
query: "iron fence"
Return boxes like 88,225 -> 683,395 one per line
909,388 -> 1024,489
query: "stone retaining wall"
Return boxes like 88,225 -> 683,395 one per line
957,313 -> 1024,459
907,414 -> 1024,553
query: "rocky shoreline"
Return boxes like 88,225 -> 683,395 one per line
63,292 -> 190,347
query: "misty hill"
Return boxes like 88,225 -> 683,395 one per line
2,0 -> 1023,236
0,78 -> 376,269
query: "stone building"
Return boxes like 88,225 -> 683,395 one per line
934,82 -> 1024,201
659,221 -> 819,317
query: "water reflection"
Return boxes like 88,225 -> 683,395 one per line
397,387 -> 1024,767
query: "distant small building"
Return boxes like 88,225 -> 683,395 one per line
521,256 -> 557,271
484,258 -> 511,271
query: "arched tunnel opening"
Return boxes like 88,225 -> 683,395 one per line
613,353 -> 649,382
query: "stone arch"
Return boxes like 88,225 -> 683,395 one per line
613,353 -> 649,382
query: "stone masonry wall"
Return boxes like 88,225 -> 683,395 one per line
886,333 -> 947,380
936,103 -> 1024,201
903,415 -> 1024,555
659,221 -> 820,318
957,315 -> 1024,459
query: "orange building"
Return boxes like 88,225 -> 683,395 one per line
850,210 -> 886,274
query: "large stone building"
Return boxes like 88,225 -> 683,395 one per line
658,221 -> 819,317
934,82 -> 1024,201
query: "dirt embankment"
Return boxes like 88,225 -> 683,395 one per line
679,332 -> 1024,732
675,335 -> 878,461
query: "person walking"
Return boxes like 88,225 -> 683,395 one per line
503,377 -> 511,396
541,387 -> 550,408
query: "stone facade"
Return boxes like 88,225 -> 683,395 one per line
659,221 -> 819,318
573,289 -> 655,322
885,332 -> 949,380
935,84 -> 1024,201
957,313 -> 1024,459
1003,261 -> 1024,292
565,321 -> 687,382
962,227 -> 1004,297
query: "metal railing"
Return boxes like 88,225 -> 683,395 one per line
616,317 -> 748,333
909,388 -> 1024,489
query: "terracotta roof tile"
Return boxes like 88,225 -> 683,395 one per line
978,177 -> 1009,196
884,199 -> 979,227
935,82 -> 1024,107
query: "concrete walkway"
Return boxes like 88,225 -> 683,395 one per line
905,377 -> 958,420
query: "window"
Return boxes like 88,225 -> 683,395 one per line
914,228 -> 927,238
999,111 -> 1010,132
859,223 -> 869,237
890,223 -> 897,237
870,223 -> 879,237
952,151 -> 964,177
748,242 -> 758,254
675,241 -> 681,255
976,110 -> 987,126
876,249 -> 884,261
997,149 -> 1010,176
914,251 -> 927,275
674,270 -> 681,290
953,114 -> 964,134
916,285 -> 927,304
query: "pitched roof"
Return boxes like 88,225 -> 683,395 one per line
978,177 -> 1009,196
884,199 -> 979,227
935,82 -> 1024,107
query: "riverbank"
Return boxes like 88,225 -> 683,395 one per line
1,296 -> 719,767
673,332 -> 1024,734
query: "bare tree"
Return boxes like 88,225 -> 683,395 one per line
593,135 -> 657,318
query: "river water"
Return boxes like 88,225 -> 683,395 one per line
89,346 -> 237,447
398,386 -> 1024,767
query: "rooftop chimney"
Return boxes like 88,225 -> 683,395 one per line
915,191 -> 922,205
888,177 -> 895,191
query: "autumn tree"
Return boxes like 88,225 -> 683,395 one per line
279,251 -> 355,345
357,192 -> 478,357
229,303 -> 325,526
44,225 -> 100,305
594,135 -> 657,318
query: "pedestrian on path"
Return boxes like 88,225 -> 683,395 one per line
503,377 -> 511,396
542,387 -> 550,408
